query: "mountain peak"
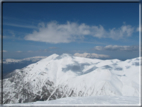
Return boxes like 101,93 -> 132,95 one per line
39,53 -> 59,62
55,53 -> 74,60
49,53 -> 59,57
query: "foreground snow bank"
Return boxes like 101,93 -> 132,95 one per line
4,96 -> 140,106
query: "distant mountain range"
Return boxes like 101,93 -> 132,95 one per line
2,54 -> 140,104
2,56 -> 47,64
1,56 -> 48,77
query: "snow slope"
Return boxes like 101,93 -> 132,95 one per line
4,96 -> 140,106
27,96 -> 140,105
2,53 -> 141,104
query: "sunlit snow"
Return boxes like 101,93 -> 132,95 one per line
2,54 -> 141,105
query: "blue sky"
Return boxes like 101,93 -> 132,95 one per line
2,3 -> 139,60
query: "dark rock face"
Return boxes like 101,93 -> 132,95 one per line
3,78 -> 62,104
3,72 -> 83,104
2,68 -> 65,104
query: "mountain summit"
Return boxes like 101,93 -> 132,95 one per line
2,54 -> 140,104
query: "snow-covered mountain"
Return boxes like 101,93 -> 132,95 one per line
2,56 -> 48,77
2,53 -> 141,104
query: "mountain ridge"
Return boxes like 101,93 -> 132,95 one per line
2,53 -> 140,104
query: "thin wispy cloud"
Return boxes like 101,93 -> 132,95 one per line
4,23 -> 37,29
27,47 -> 57,53
16,51 -> 22,53
94,45 -> 139,51
27,50 -> 33,53
3,16 -> 37,24
108,25 -> 135,39
3,29 -> 29,40
37,49 -> 48,52
8,30 -> 15,37
49,47 -> 57,49
2,50 -> 7,52
74,52 -> 109,58
28,49 -> 49,53
25,21 -> 135,44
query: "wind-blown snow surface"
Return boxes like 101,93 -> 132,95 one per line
4,96 -> 140,106
26,96 -> 140,105
2,53 -> 141,104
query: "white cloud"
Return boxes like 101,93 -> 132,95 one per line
74,52 -> 109,58
109,25 -> 134,39
25,21 -> 89,43
25,21 -> 135,44
94,46 -> 103,51
94,45 -> 139,51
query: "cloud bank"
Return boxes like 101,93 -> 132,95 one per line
25,21 -> 135,44
74,52 -> 109,58
94,45 -> 139,51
